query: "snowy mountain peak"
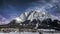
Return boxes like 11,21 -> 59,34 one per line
15,10 -> 52,23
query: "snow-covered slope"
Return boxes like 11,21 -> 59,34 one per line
15,10 -> 59,23
0,15 -> 9,25
51,15 -> 60,20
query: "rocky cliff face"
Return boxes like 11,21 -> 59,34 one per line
15,10 -> 59,23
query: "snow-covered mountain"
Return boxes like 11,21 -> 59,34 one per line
15,10 -> 60,23
0,15 -> 9,25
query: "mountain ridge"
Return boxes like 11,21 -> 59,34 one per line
15,10 -> 60,23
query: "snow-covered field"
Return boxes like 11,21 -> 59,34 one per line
0,32 -> 60,34
44,33 -> 60,34
0,32 -> 39,34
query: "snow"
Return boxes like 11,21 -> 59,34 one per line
0,32 -> 60,34
0,32 -> 39,34
0,15 -> 9,25
51,15 -> 60,20
15,10 -> 52,23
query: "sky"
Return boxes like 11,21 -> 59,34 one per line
0,0 -> 60,24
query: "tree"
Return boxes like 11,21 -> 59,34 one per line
40,18 -> 52,29
52,19 -> 58,27
46,18 -> 52,25
9,20 -> 20,28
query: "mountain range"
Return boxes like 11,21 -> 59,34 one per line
15,10 -> 60,23
0,15 -> 9,25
